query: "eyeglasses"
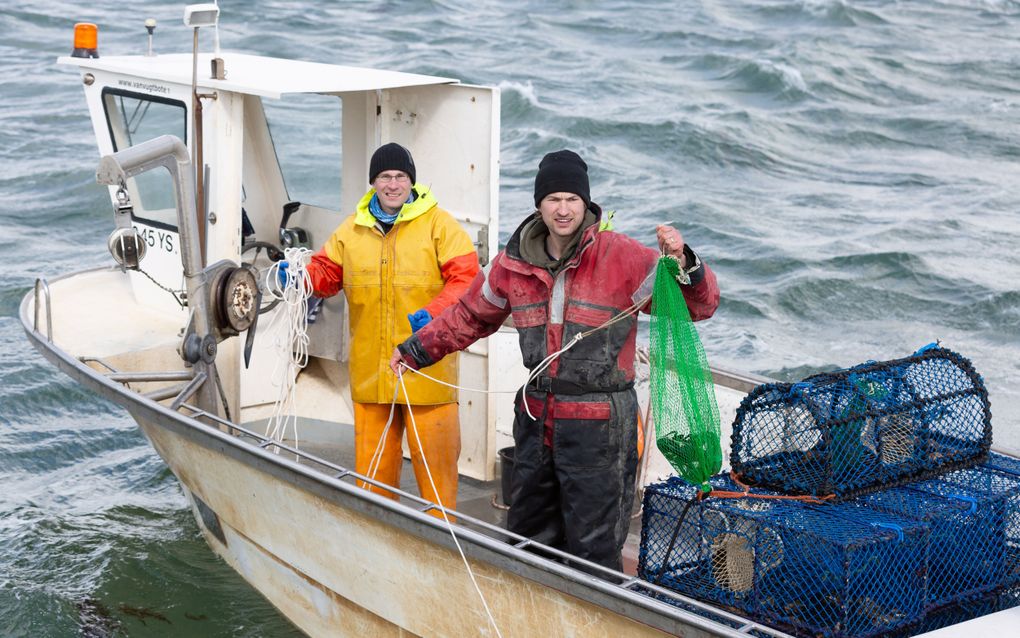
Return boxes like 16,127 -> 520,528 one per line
375,173 -> 410,184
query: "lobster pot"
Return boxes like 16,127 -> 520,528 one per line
859,466 -> 1020,607
891,583 -> 1020,637
731,345 -> 991,500
639,477 -> 928,638
983,452 -> 1020,575
984,451 -> 1020,478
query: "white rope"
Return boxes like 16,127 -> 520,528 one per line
387,296 -> 645,632
396,370 -> 504,638
261,247 -> 314,449
364,386 -> 401,484
387,367 -> 518,394
521,296 -> 648,419
395,333 -> 582,419
518,333 -> 583,419
359,376 -> 504,633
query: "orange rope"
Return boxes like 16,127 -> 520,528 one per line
703,471 -> 835,505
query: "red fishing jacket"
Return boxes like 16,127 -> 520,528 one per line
403,205 -> 720,424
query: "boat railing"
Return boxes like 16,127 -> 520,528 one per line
33,278 -> 52,342
81,356 -> 200,403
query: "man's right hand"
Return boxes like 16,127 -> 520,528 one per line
389,348 -> 404,376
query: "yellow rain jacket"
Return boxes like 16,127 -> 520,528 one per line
307,184 -> 479,404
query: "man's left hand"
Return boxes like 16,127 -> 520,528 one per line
656,224 -> 686,267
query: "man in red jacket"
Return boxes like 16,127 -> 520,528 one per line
390,150 -> 719,570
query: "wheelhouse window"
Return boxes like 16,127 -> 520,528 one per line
102,89 -> 187,228
262,93 -> 342,211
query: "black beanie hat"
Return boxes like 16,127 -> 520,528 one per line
533,149 -> 590,208
369,142 -> 416,184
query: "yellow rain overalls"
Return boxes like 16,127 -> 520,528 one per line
307,184 -> 479,515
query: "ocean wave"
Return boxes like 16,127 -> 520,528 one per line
682,52 -> 811,101
750,0 -> 888,27
497,79 -> 540,110
723,57 -> 809,97
0,358 -> 122,423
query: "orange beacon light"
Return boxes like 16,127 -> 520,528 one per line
72,23 -> 99,59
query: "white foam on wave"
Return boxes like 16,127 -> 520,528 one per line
802,0 -> 847,17
497,80 -> 539,107
756,58 -> 808,93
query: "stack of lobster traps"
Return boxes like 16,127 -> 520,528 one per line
639,344 -> 1020,637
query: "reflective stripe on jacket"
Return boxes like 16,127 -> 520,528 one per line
308,184 -> 479,404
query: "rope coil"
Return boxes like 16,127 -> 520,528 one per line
262,247 -> 314,447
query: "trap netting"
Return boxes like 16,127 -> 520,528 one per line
859,466 -> 1020,608
984,450 -> 1020,478
649,256 -> 721,489
730,344 -> 992,500
890,584 -> 1020,637
638,475 -> 929,638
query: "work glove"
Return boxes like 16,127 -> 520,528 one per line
277,260 -> 289,289
407,309 -> 432,333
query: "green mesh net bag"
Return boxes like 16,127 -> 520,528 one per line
650,255 -> 722,491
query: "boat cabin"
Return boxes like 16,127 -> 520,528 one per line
62,48 -> 513,481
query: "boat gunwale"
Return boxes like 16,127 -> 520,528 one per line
18,266 -> 791,638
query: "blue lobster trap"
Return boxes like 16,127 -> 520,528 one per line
984,450 -> 1020,477
730,345 -> 991,500
891,584 -> 1020,636
859,465 -> 1020,608
638,476 -> 928,638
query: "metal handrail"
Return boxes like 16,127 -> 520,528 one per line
169,372 -> 208,411
79,356 -> 118,373
33,278 -> 52,342
107,371 -> 196,382
88,360 -> 199,402
145,382 -> 195,402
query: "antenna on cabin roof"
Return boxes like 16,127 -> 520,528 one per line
144,19 -> 156,57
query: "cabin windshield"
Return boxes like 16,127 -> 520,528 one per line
262,94 -> 342,211
102,89 -> 187,229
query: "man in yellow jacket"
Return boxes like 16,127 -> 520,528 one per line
302,142 -> 479,516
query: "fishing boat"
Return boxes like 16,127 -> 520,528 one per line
19,7 -> 1019,637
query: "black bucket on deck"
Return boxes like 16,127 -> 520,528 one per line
498,446 -> 514,506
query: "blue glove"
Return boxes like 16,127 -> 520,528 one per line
277,260 -> 289,288
407,309 -> 432,333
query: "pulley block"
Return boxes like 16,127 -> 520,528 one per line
207,260 -> 260,339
